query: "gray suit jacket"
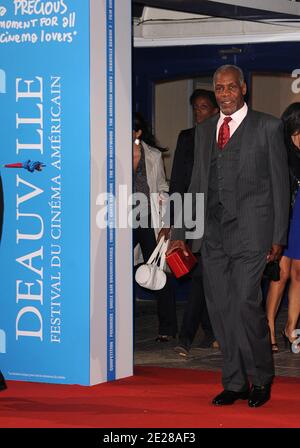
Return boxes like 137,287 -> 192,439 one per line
171,109 -> 290,253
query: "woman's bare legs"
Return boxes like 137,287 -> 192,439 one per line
266,256 -> 291,346
285,259 -> 300,342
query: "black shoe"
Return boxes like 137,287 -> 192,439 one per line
174,343 -> 190,357
0,372 -> 7,392
198,334 -> 217,348
212,388 -> 249,405
248,384 -> 271,408
155,335 -> 174,343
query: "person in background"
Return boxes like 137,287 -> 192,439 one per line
133,112 -> 177,342
165,89 -> 219,356
266,102 -> 300,354
0,174 -> 7,391
168,65 -> 290,408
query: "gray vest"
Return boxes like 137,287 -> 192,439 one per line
207,120 -> 248,216
206,120 -> 247,249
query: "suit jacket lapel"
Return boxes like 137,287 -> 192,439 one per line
200,114 -> 219,194
238,109 -> 256,173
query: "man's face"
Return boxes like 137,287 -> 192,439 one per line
214,69 -> 246,116
193,96 -> 218,124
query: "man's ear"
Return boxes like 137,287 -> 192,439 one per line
136,129 -> 142,139
242,82 -> 247,97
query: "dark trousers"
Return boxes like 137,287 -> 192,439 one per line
179,256 -> 215,347
133,226 -> 177,336
201,235 -> 274,391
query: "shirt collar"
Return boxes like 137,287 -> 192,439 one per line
220,102 -> 248,125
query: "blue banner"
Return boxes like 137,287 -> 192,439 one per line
106,0 -> 115,382
0,0 -> 91,384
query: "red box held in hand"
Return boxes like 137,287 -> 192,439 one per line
166,246 -> 197,278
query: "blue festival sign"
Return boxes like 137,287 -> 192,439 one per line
0,0 -> 133,385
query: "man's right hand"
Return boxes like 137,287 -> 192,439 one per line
166,240 -> 189,257
267,244 -> 283,263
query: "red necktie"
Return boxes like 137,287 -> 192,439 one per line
217,116 -> 232,149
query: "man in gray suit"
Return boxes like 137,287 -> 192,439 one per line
167,65 -> 290,407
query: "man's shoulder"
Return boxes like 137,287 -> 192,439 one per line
247,109 -> 282,127
178,127 -> 195,139
198,114 -> 219,130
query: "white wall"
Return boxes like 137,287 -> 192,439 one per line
155,79 -> 192,180
252,73 -> 300,118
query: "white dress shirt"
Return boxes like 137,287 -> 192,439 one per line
216,102 -> 248,141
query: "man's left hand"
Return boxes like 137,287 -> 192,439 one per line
267,244 -> 283,263
157,227 -> 171,243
